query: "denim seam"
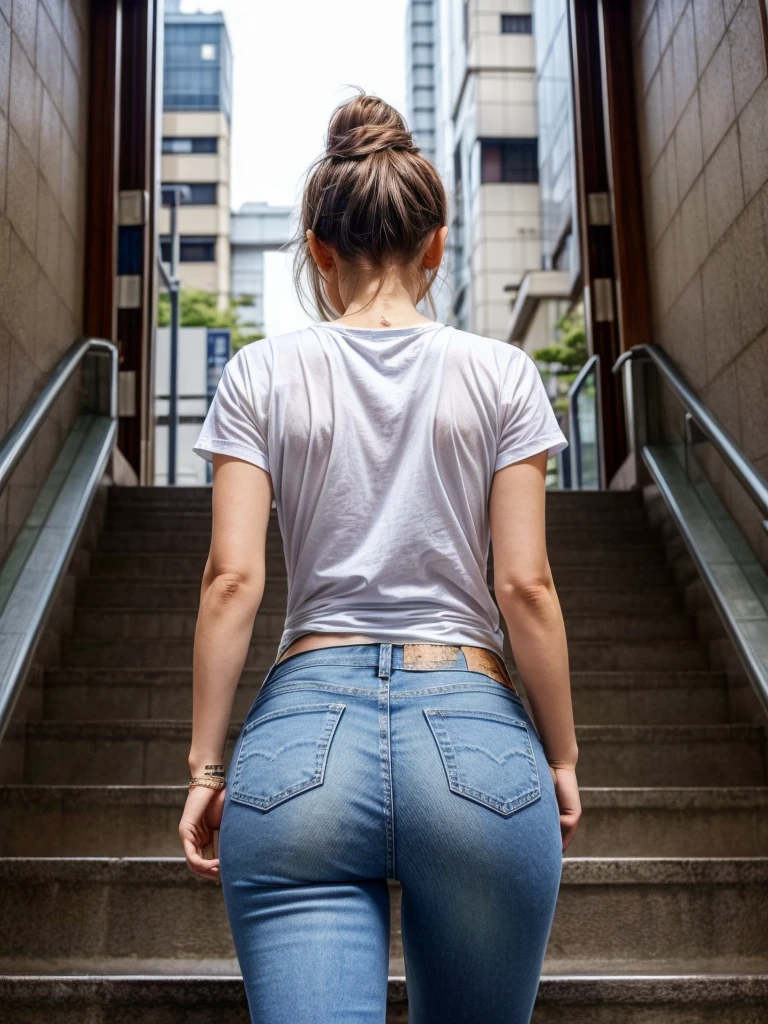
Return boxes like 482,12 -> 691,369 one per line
249,682 -> 381,703
377,646 -> 396,879
247,681 -> 524,708
397,681 -> 524,704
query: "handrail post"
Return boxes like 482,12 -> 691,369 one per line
567,354 -> 603,489
616,347 -> 658,490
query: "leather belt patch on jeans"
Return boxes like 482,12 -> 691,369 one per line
401,643 -> 521,699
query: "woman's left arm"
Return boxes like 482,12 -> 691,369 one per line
180,453 -> 274,879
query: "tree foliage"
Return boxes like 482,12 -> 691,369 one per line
531,304 -> 588,416
158,288 -> 264,352
532,306 -> 587,368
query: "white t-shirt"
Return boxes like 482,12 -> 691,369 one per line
194,322 -> 568,659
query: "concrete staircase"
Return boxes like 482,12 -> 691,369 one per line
1,485 -> 767,1022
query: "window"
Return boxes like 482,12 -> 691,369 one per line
162,136 -> 218,154
161,183 -> 218,205
501,14 -> 533,33
480,138 -> 539,183
160,236 -> 217,263
200,43 -> 216,60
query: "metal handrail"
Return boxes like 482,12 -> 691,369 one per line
0,337 -> 118,495
0,337 -> 118,744
613,342 -> 768,716
567,353 -> 605,489
613,344 -> 768,530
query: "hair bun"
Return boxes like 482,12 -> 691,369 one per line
325,94 -> 419,160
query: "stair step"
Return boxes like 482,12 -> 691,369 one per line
563,669 -> 729,724
106,487 -> 642,508
85,556 -> 678,587
569,787 -> 768,856
59,637 -> 710,670
71,609 -> 289,640
3,972 -> 768,1024
77,581 -> 288,607
100,521 -> 662,545
573,724 -> 766,786
39,668 -> 728,724
68,608 -> 696,642
0,858 -> 766,967
104,499 -> 648,527
73,581 -> 683,614
95,529 -> 670,562
14,721 -> 765,787
531,973 -> 768,1023
3,786 -> 767,858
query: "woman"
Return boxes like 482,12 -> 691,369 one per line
180,90 -> 580,1024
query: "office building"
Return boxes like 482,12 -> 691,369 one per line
427,1 -> 541,340
231,202 -> 293,332
160,2 -> 233,307
405,0 -> 439,163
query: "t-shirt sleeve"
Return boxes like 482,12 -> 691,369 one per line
495,348 -> 569,472
193,343 -> 271,473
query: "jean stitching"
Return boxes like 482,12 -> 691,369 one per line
231,704 -> 345,810
423,709 -> 541,815
249,682 -> 380,703
397,681 -> 524,704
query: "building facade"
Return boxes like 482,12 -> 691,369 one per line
423,1 -> 541,340
405,0 -> 439,164
506,0 -> 575,353
160,5 -> 233,308
230,201 -> 293,332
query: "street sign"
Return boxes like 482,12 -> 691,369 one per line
206,328 -> 231,402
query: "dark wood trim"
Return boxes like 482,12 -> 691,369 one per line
116,0 -> 159,481
551,212 -> 572,269
598,0 -> 653,356
568,0 -> 626,484
83,0 -> 122,342
759,1 -> 768,63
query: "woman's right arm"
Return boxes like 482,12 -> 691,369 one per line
489,448 -> 581,849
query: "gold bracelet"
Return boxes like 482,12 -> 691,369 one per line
189,776 -> 226,791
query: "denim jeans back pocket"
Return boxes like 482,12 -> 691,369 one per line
424,707 -> 541,817
230,702 -> 346,811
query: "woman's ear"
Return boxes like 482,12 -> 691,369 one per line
422,225 -> 448,270
306,230 -> 336,272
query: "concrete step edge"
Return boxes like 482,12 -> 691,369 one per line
17,722 -> 763,740
2,785 -> 767,809
2,856 -> 768,884
1,973 -> 767,1005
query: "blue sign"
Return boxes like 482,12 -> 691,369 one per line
206,329 -> 231,401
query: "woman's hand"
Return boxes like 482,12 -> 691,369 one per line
179,784 -> 226,880
548,765 -> 581,852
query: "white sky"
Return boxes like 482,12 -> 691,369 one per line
179,0 -> 410,334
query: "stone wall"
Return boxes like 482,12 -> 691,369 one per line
632,0 -> 768,567
0,0 -> 90,562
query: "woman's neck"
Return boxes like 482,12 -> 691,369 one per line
332,275 -> 434,329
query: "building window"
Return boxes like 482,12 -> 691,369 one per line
162,136 -> 218,154
480,138 -> 539,183
501,14 -> 533,33
160,236 -> 217,262
161,183 -> 218,205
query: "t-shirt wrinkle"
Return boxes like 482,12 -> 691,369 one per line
194,321 -> 568,659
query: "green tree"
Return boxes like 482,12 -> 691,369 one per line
532,306 -> 587,369
158,288 -> 265,353
532,305 -> 587,416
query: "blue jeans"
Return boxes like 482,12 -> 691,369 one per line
219,642 -> 563,1023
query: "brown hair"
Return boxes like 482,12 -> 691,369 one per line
291,87 -> 448,322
